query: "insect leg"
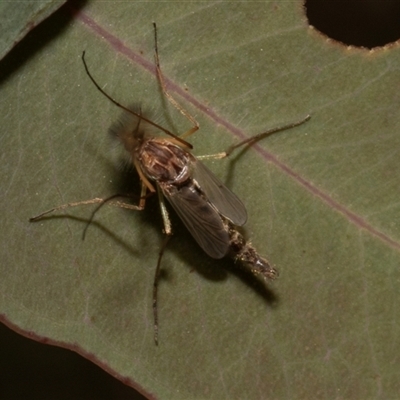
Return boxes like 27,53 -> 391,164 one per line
29,187 -> 149,241
152,185 -> 173,345
81,183 -> 149,239
29,193 -> 147,221
153,22 -> 199,140
197,115 -> 311,160
29,197 -> 138,221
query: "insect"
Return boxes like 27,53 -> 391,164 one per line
30,23 -> 310,344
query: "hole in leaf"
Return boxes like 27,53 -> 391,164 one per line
305,0 -> 400,48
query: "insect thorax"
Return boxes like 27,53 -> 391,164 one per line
139,138 -> 193,184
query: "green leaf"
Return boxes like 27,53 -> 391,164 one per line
0,0 -> 67,60
2,1 -> 400,399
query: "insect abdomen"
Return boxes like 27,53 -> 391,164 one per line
228,222 -> 278,280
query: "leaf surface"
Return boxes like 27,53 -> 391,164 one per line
1,1 -> 400,398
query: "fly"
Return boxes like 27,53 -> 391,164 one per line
30,23 -> 311,344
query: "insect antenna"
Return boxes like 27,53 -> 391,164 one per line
81,51 -> 192,149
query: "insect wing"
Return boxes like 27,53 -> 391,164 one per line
164,185 -> 230,259
192,160 -> 247,226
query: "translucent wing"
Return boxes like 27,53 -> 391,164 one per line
192,160 -> 247,226
163,184 -> 230,259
